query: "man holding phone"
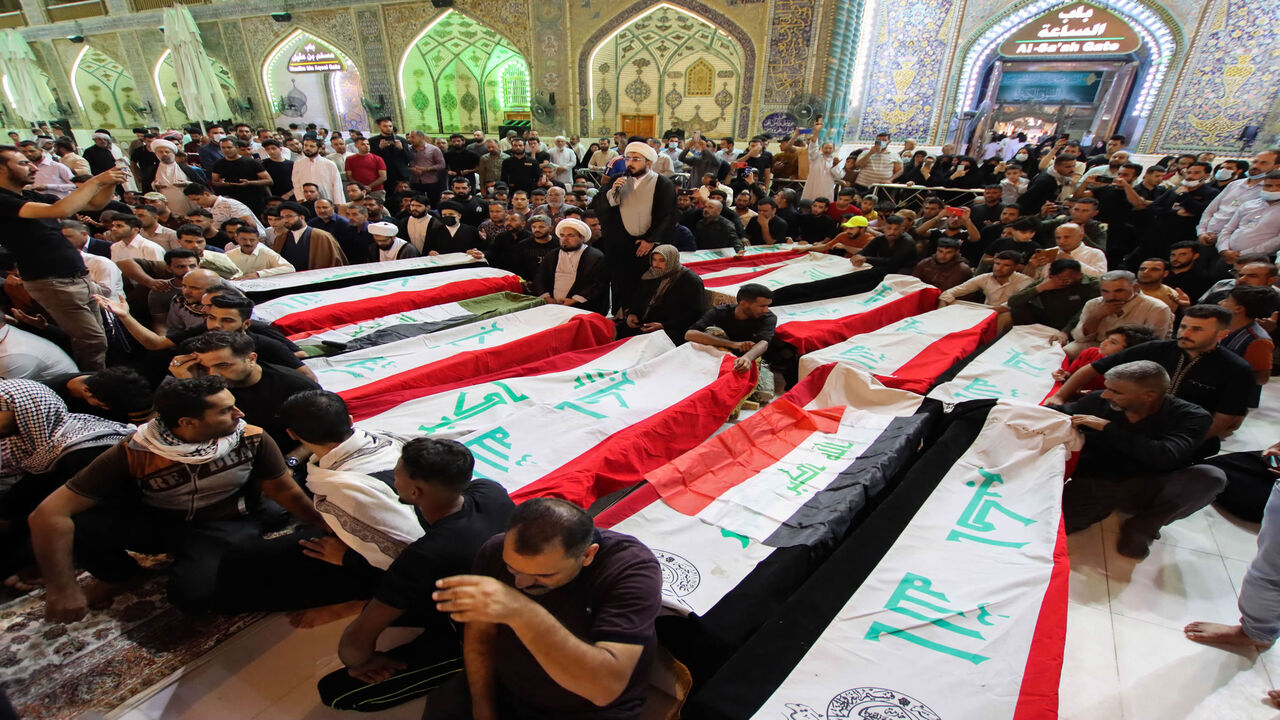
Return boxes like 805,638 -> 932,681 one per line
854,131 -> 901,189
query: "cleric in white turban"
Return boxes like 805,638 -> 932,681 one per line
534,216 -> 607,313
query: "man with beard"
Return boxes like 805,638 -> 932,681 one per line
270,201 -> 348,271
448,176 -> 487,227
444,134 -> 479,181
1055,360 -> 1220,559
593,141 -> 677,314
292,137 -> 345,204
369,221 -> 420,261
106,213 -> 165,262
211,139 -> 271,216
429,498 -> 660,719
371,117 -> 412,190
500,139 -> 541,194
532,185 -> 569,226
511,215 -> 558,283
485,212 -> 532,275
1163,241 -> 1213,302
478,201 -> 508,246
82,132 -> 120,177
424,201 -> 482,256
397,195 -> 437,254
145,250 -> 203,335
533,218 -> 607,314
309,198 -> 363,264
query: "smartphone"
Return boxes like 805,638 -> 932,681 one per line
944,206 -> 965,216
1267,454 -> 1280,469
1094,175 -> 1113,184
797,128 -> 812,136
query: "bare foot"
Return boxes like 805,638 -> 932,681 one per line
1268,689 -> 1280,707
1183,621 -> 1274,649
81,577 -> 138,610
288,600 -> 366,628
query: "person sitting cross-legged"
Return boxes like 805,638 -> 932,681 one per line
316,437 -> 515,712
1057,360 -> 1223,559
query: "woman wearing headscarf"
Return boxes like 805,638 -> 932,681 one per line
897,150 -> 931,185
620,244 -> 707,344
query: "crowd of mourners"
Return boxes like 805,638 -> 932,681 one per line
1,116 -> 1280,716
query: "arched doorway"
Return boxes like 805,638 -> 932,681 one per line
947,0 -> 1179,151
71,45 -> 149,130
153,49 -> 238,129
398,10 -> 532,134
585,3 -> 746,139
262,30 -> 369,133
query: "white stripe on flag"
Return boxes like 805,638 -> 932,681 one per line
360,342 -> 731,496
254,266 -> 514,324
297,303 -> 471,347
360,332 -> 675,437
679,245 -> 804,265
307,304 -> 590,393
235,253 -> 481,294
928,324 -> 1066,405
752,401 -> 1079,720
772,274 -> 933,324
705,252 -> 866,295
799,302 -> 994,379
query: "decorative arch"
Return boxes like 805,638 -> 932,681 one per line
71,45 -> 145,129
579,0 -> 757,137
260,28 -> 369,132
943,0 -> 1182,147
153,49 -> 237,128
397,9 -> 531,134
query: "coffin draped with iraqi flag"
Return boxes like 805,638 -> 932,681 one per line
355,332 -> 755,507
770,275 -> 941,355
687,399 -> 1079,720
237,252 -> 487,300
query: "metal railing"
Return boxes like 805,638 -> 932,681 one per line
46,0 -> 104,21
131,0 -> 202,11
0,9 -> 24,27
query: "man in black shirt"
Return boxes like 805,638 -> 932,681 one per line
969,185 -> 1005,227
431,498 -> 660,719
317,438 -> 515,712
260,139 -> 294,199
1049,304 -> 1253,450
1058,360 -> 1221,558
211,139 -> 271,216
1163,241 -> 1214,303
851,215 -> 917,273
983,217 -> 1046,269
172,331 -> 319,452
372,117 -> 412,188
511,214 -> 560,282
500,139 -> 541,193
745,198 -> 790,245
0,151 -> 125,370
975,204 -> 1024,267
799,198 -> 839,245
444,134 -> 479,180
687,283 -> 777,374
44,366 -> 155,424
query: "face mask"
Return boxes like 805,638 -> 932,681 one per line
1015,153 -> 1028,161
1247,167 -> 1266,177
1214,169 -> 1234,182
669,142 -> 679,149
441,216 -> 458,226
1261,191 -> 1280,202
1181,179 -> 1202,188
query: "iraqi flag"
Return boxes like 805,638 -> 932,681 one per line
597,364 -> 930,616
309,304 -> 615,415
772,275 -> 940,354
360,339 -> 755,507
681,245 -> 811,275
293,292 -> 543,353
799,302 -> 999,394
698,252 -> 864,294
688,400 -> 1080,720
256,266 -> 522,336
929,324 -> 1067,406
237,253 -> 485,301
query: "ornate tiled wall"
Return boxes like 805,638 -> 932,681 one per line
1154,0 -> 1280,152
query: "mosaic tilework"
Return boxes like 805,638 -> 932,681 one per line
856,0 -> 957,141
762,0 -> 816,106
1157,0 -> 1280,152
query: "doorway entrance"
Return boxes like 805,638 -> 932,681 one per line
619,114 -> 657,139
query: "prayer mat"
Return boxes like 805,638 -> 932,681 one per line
0,561 -> 264,720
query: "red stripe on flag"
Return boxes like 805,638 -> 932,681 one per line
685,249 -> 809,275
874,311 -> 998,394
595,483 -> 662,527
780,362 -> 837,407
272,275 -> 522,336
340,313 -> 615,420
647,400 -> 843,515
701,263 -> 794,288
1012,515 -> 1069,720
775,287 -> 941,354
510,354 -> 756,508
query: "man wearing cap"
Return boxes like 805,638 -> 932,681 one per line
548,136 -> 577,186
912,237 -> 974,291
149,139 -> 202,216
533,218 -> 607,314
424,200 -> 482,255
270,201 -> 348,271
368,221 -> 420,261
593,141 -> 677,314
815,214 -> 874,255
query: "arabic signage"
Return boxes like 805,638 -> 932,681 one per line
999,2 -> 1141,57
762,112 -> 798,137
287,42 -> 343,74
997,71 -> 1102,104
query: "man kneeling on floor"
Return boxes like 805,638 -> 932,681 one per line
316,437 -> 514,712
1057,360 -> 1224,559
28,376 -> 327,621
428,497 -> 662,720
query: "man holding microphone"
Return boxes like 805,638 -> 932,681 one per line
592,139 -> 677,316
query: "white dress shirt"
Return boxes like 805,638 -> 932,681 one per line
211,196 -> 265,232
291,154 -> 345,204
1035,244 -> 1107,279
1070,292 -> 1174,344
938,271 -> 1033,308
225,242 -> 295,277
141,224 -> 179,250
548,146 -> 577,185
1199,177 -> 1264,236
82,250 -> 124,301
109,233 -> 165,262
1216,198 -> 1280,256
0,323 -> 77,382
